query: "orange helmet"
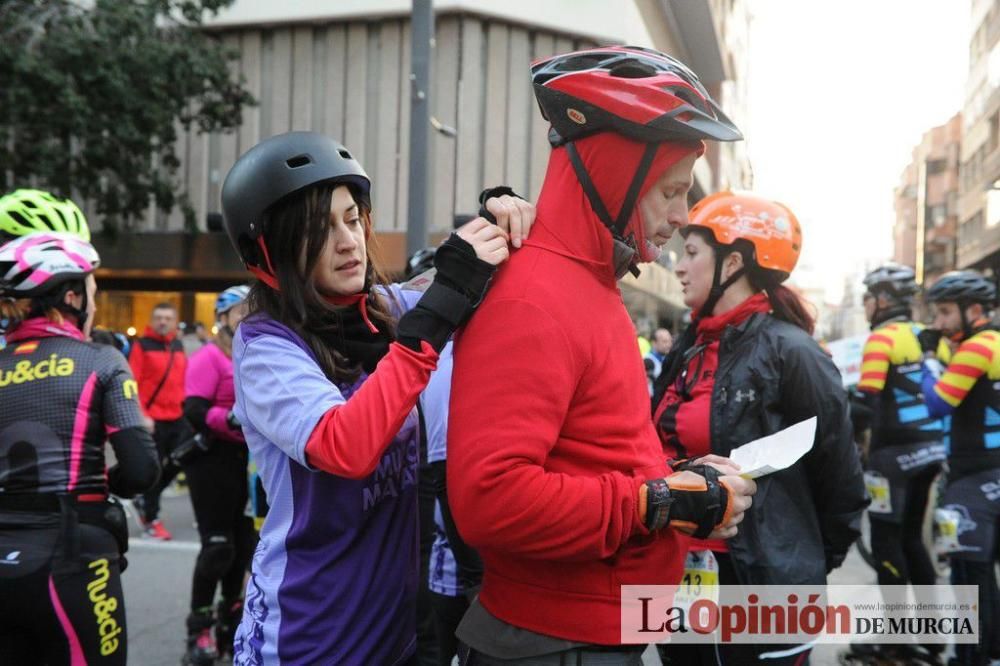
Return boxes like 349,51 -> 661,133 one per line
686,191 -> 802,276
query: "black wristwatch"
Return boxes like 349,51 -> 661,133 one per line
645,478 -> 673,531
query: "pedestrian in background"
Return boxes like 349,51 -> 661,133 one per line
644,327 -> 673,394
180,285 -> 255,665
129,302 -> 190,540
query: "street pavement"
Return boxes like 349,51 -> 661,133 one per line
121,491 -> 908,666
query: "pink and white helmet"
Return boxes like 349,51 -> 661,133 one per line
0,232 -> 100,297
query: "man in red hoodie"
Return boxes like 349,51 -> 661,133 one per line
448,47 -> 757,662
129,302 -> 189,540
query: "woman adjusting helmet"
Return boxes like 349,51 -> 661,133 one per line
218,127 -> 523,665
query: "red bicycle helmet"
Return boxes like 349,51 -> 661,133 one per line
531,45 -> 742,146
530,46 -> 742,277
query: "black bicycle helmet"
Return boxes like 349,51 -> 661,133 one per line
221,131 -> 371,283
863,264 -> 919,301
926,271 -> 997,306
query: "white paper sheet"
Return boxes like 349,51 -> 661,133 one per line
727,417 -> 816,479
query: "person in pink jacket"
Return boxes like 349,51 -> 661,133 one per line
181,285 -> 254,666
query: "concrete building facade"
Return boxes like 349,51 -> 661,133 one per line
893,113 -> 962,286
957,0 -> 1000,274
86,1 -> 753,333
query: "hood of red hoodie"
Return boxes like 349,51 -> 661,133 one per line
143,325 -> 177,343
530,132 -> 702,283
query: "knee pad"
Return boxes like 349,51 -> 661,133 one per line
196,535 -> 235,580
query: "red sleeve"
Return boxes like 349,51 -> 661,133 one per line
447,298 -> 647,562
304,341 -> 438,479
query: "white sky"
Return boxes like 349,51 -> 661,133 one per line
745,0 -> 970,302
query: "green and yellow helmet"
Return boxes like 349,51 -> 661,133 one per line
0,189 -> 91,242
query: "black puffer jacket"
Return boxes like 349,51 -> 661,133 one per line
657,312 -> 868,585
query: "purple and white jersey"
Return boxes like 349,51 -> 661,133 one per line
232,284 -> 423,665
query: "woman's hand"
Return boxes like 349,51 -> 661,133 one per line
706,475 -> 755,539
688,454 -> 740,476
456,218 -> 510,266
483,194 -> 536,249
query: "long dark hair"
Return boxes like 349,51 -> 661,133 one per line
245,183 -> 397,383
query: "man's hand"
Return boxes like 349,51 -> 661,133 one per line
483,194 -> 535,249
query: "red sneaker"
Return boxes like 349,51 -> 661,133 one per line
143,519 -> 173,541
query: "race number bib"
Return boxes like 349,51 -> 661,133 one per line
864,471 -> 892,514
934,508 -> 962,554
675,549 -> 720,612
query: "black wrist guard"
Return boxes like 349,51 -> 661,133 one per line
433,233 -> 495,307
660,466 -> 733,539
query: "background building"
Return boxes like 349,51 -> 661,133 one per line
86,0 -> 752,334
957,0 -> 1000,275
893,112 -> 962,285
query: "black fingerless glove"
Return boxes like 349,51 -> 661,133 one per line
396,234 -> 496,353
917,328 -> 943,354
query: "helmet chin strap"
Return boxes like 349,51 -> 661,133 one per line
53,283 -> 89,333
564,141 -> 659,279
696,247 -> 746,320
869,297 -> 910,329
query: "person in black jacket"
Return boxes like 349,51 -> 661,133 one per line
653,192 -> 868,665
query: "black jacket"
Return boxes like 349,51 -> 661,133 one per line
659,312 -> 868,585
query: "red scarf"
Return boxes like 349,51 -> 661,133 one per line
696,292 -> 771,341
6,317 -> 85,343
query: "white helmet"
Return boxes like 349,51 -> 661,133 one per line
0,232 -> 100,297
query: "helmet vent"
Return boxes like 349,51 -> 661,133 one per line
665,86 -> 709,113
609,60 -> 656,79
338,149 -> 353,160
554,54 -> 604,72
286,155 -> 312,169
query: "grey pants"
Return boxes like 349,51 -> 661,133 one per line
460,646 -> 645,665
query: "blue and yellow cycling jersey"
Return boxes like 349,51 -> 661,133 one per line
924,328 -> 1000,474
858,321 -> 946,446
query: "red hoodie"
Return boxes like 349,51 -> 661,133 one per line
448,133 -> 700,644
129,326 -> 187,421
